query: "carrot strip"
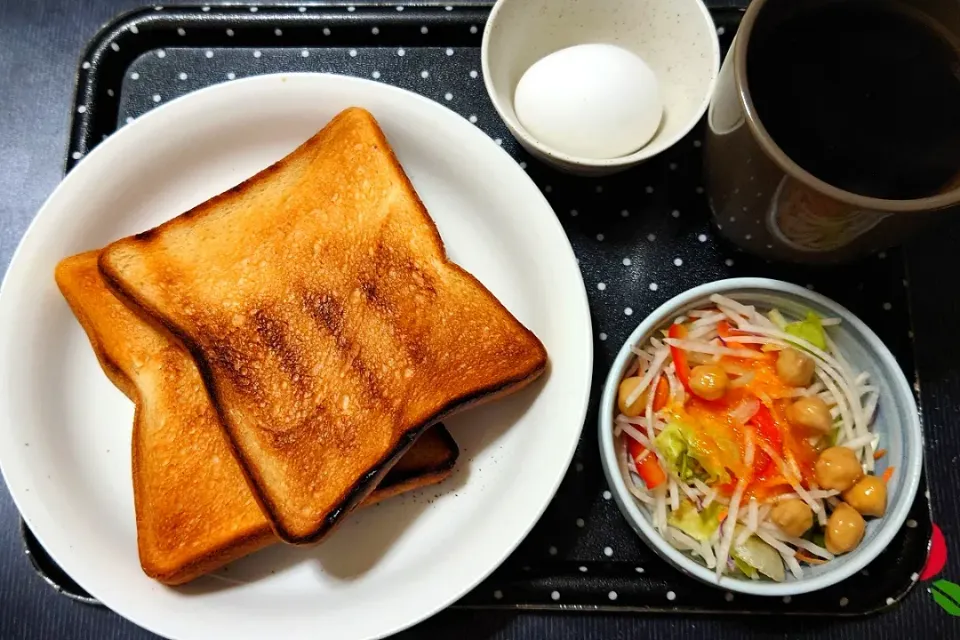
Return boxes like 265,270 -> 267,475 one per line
795,551 -> 828,565
882,466 -> 895,484
873,449 -> 887,461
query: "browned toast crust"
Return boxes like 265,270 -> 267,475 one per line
99,107 -> 547,543
55,251 -> 459,583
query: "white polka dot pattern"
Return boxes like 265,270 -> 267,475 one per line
63,8 -> 927,615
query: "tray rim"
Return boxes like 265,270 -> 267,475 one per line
41,0 -> 933,619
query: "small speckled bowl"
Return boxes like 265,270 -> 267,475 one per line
481,0 -> 720,176
598,278 -> 923,596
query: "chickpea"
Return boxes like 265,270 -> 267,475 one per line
814,446 -> 863,492
689,365 -> 729,401
786,396 -> 833,433
826,502 -> 866,554
617,377 -> 649,417
842,475 -> 887,518
770,498 -> 814,537
776,348 -> 815,387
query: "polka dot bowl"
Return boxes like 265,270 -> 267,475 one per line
597,278 -> 923,596
481,0 -> 720,176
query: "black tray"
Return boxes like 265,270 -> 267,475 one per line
30,1 -> 932,618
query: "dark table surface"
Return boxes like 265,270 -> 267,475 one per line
3,1 -> 960,638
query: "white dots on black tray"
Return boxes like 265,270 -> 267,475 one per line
693,140 -> 702,148
253,50 -> 262,58
551,591 -> 560,601
886,597 -> 896,606
579,566 -> 588,573
469,70 -> 478,79
468,114 -> 477,123
673,258 -> 683,267
77,105 -> 86,114
599,332 -> 607,341
157,49 -> 166,59
570,209 -> 578,217
669,162 -> 677,170
445,5 -> 454,10
666,590 -> 677,601
494,138 -> 503,146
125,116 -> 134,125
396,5 -> 404,11
645,185 -> 654,194
106,89 -> 114,97
204,50 -> 213,59
622,258 -> 632,266
624,307 -> 633,316
548,545 -> 558,556
724,592 -> 734,602
301,49 -> 310,58
152,94 -> 162,103
110,42 -> 120,52
596,233 -> 605,242
649,283 -> 659,291
446,48 -> 454,56
177,27 -> 186,36
444,92 -> 453,101
718,26 -> 726,36
725,258 -> 734,267
347,5 -> 355,12
129,25 -> 139,34
226,28 -> 234,37
371,27 -> 379,35
421,26 -> 429,34
519,161 -> 527,169
323,28 -> 331,36
470,25 -> 478,34
906,518 -> 918,528
608,591 -> 618,601
202,5 -> 210,11
620,209 -> 629,218
597,282 -> 606,291
671,209 -> 680,218
420,70 -> 430,79
397,48 -> 406,56
349,49 -> 358,57
82,61 -> 91,70
372,70 -> 381,79
575,518 -> 585,528
275,28 -> 284,37
635,566 -> 644,574
698,233 -> 707,242
839,596 -> 849,607
299,6 -> 307,12
178,72 -> 188,80
71,151 -> 82,160
603,546 -> 613,557
883,302 -> 892,311
647,233 -> 656,242
602,490 -> 612,500
783,595 -> 792,604
249,5 -> 258,12
227,72 -> 236,80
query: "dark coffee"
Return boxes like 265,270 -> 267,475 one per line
748,0 -> 960,200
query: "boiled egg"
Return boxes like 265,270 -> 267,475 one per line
514,44 -> 663,159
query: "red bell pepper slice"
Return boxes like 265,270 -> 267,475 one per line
668,323 -> 692,392
749,404 -> 782,477
627,437 -> 667,489
652,376 -> 670,411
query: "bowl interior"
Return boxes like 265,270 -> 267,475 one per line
483,0 -> 720,166
598,279 -> 922,595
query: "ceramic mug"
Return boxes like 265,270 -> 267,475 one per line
704,0 -> 960,263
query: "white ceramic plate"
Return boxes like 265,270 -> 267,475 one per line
0,74 -> 592,640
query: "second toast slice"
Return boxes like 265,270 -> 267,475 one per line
56,251 -> 459,583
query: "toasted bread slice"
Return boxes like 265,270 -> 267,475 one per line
99,107 -> 547,543
55,251 -> 458,584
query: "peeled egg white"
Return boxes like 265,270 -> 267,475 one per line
514,44 -> 663,160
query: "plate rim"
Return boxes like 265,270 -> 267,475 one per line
0,72 -> 593,639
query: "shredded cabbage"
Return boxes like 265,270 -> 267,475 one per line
785,311 -> 827,351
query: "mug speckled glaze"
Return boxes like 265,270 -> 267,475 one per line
705,0 -> 960,263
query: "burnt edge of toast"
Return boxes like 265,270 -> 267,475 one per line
98,108 -> 548,544
376,424 -> 459,491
